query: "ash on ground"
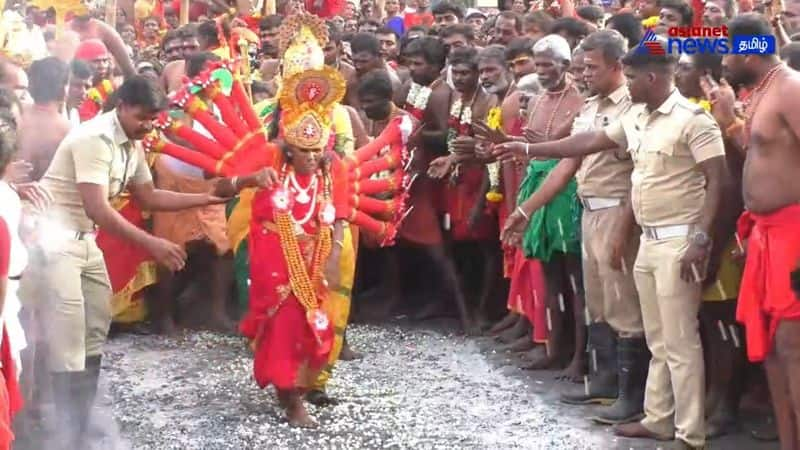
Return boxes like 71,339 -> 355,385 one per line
98,322 -> 607,450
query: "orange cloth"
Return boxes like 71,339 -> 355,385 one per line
152,159 -> 230,255
737,204 -> 800,362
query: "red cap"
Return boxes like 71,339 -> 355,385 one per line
74,39 -> 109,61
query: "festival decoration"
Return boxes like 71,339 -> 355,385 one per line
144,60 -> 416,246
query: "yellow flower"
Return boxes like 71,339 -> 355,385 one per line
688,97 -> 712,112
486,107 -> 502,130
486,191 -> 504,203
642,16 -> 659,28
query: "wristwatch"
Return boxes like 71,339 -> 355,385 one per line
690,230 -> 711,247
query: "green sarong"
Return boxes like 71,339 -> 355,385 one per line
517,159 -> 582,263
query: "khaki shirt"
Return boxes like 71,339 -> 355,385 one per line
603,90 -> 724,227
574,84 -> 634,199
41,110 -> 153,232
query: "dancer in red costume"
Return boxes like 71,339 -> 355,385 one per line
145,49 -> 414,425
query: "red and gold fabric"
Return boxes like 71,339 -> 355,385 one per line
95,196 -> 157,323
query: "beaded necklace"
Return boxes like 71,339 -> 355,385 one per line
273,165 -> 332,313
527,79 -> 573,141
744,63 -> 784,141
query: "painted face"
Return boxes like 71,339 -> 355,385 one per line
288,146 -> 323,174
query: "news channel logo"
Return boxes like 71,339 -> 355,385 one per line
636,29 -> 776,55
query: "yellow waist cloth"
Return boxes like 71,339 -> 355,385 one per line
702,240 -> 742,302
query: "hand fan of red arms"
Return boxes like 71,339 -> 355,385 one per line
329,114 -> 418,246
143,60 -> 280,177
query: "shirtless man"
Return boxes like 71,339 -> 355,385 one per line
16,57 -> 71,181
399,36 -> 475,333
162,26 -> 201,95
345,33 -> 403,108
429,46 -> 508,331
68,15 -> 135,79
709,14 -> 800,449
479,39 -> 538,341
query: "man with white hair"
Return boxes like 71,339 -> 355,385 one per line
493,33 -> 587,378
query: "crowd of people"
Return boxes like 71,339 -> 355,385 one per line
0,0 -> 798,448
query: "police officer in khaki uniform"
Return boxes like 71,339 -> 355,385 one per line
37,76 -> 234,447
495,37 -> 726,450
559,31 -> 648,425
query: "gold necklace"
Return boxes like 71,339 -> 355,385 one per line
744,63 -> 784,140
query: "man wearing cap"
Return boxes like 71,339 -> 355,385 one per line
74,39 -> 116,122
465,9 -> 488,37
494,36 -> 726,450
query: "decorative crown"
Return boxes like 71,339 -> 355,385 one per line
279,67 -> 346,151
278,13 -> 328,79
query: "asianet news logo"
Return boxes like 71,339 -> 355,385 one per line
637,27 -> 776,55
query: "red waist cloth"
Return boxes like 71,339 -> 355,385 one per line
507,251 -> 548,343
737,204 -> 800,362
444,165 -> 496,241
95,200 -> 155,297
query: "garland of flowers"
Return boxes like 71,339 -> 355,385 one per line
446,94 -> 475,181
87,79 -> 114,105
485,107 -> 503,203
688,97 -> 712,112
405,81 -> 435,121
274,167 -> 332,314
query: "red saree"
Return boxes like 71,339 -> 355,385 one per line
239,174 -> 333,390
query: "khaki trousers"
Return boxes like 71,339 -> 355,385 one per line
581,206 -> 643,336
43,238 -> 112,372
634,235 -> 705,447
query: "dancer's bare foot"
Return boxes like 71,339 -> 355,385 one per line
285,393 -> 318,428
306,390 -> 340,407
339,341 -> 363,361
